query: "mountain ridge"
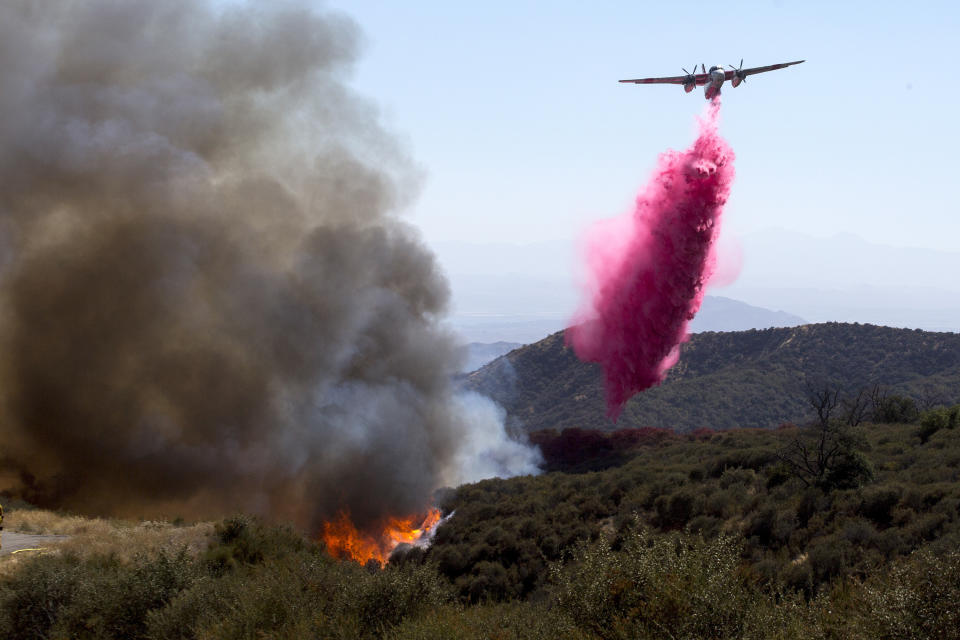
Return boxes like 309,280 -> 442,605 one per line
464,322 -> 960,432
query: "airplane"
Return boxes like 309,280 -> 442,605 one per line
619,59 -> 804,100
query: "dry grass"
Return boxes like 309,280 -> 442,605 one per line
56,519 -> 215,561
2,507 -> 214,564
5,508 -> 120,536
0,549 -> 51,579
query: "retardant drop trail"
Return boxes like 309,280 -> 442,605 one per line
567,99 -> 735,420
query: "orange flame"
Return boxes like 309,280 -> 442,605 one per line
322,508 -> 442,566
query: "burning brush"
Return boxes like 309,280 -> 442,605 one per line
322,508 -> 449,566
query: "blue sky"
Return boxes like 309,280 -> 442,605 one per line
328,0 -> 960,252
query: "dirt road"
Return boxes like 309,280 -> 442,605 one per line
0,532 -> 69,555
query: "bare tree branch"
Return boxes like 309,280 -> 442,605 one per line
778,384 -> 874,490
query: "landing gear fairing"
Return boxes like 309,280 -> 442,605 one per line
619,60 -> 804,100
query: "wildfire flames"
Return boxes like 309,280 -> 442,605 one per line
322,508 -> 444,566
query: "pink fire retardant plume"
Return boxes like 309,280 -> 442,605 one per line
567,99 -> 735,420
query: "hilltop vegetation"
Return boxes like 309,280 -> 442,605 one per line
1,396 -> 959,638
464,322 -> 960,432
428,403 -> 960,600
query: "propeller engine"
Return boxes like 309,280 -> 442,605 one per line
730,59 -> 746,88
681,64 -> 697,93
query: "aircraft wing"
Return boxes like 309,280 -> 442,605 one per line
725,60 -> 804,80
619,73 -> 709,86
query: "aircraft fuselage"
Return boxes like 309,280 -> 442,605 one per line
704,65 -> 725,100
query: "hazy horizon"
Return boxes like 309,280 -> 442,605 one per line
432,228 -> 960,343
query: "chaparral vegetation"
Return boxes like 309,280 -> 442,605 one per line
1,387 -> 958,639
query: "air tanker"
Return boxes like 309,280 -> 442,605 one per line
620,59 -> 804,100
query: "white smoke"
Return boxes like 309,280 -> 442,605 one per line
444,391 -> 542,486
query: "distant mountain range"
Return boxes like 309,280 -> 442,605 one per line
463,323 -> 960,432
449,295 -> 804,344
688,296 -> 804,333
722,229 -> 960,332
431,231 -> 960,342
456,297 -> 805,368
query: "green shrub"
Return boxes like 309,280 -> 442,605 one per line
859,485 -> 902,526
840,518 -> 877,547
653,487 -> 702,529
780,560 -> 814,595
907,512 -> 949,543
823,449 -> 874,490
148,556 -> 341,640
917,404 -> 960,442
0,553 -> 85,640
387,602 -> 583,640
871,395 -> 918,424
0,550 -> 197,640
552,529 -> 765,639
808,536 -> 856,583
858,549 -> 960,639
148,546 -> 452,639
203,515 -> 308,575
355,562 -> 455,635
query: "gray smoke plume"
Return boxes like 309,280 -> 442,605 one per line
0,0 -> 539,532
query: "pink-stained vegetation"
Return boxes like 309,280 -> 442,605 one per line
567,99 -> 736,419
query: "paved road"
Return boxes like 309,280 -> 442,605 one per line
0,532 -> 69,555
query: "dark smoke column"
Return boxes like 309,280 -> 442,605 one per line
0,1 -> 537,531
567,101 -> 735,420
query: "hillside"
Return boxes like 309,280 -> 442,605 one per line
433,415 -> 960,604
4,411 -> 959,639
463,323 -> 960,432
